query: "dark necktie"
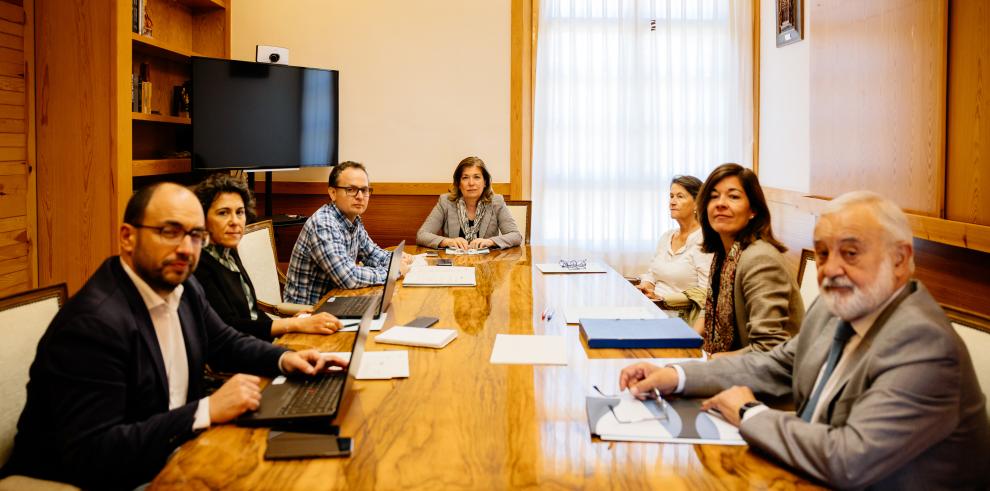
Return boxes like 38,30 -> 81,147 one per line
799,320 -> 855,422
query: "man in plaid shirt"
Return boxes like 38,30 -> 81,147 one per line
284,161 -> 411,305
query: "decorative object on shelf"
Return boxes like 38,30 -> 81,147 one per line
172,82 -> 190,118
142,0 -> 153,37
776,0 -> 802,47
139,62 -> 152,114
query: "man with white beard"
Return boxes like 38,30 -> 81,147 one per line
618,191 -> 989,490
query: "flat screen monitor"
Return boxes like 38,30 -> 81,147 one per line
191,57 -> 339,170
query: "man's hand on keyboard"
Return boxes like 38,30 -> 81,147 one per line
280,349 -> 348,376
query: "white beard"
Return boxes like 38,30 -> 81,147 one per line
820,258 -> 895,321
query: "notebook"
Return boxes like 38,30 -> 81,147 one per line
375,326 -> 458,348
579,318 -> 703,349
237,303 -> 375,427
317,240 -> 404,318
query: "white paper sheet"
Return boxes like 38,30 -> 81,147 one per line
587,392 -> 744,445
339,312 -> 388,332
321,350 -> 410,380
535,262 -> 608,274
489,334 -> 568,365
403,266 -> 476,286
562,306 -> 664,324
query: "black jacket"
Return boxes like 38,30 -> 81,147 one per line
2,257 -> 287,490
193,248 -> 275,341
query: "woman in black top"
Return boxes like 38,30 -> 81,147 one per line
193,174 -> 342,341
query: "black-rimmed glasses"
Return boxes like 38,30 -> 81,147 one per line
331,186 -> 374,197
592,385 -> 669,423
132,224 -> 210,246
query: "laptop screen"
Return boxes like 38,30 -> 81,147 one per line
379,240 -> 405,313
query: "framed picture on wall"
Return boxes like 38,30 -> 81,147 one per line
776,0 -> 803,47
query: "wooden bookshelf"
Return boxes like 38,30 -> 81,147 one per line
133,158 -> 192,177
131,112 -> 191,125
129,0 -> 230,177
131,33 -> 199,61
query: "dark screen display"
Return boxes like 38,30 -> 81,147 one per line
192,57 -> 338,170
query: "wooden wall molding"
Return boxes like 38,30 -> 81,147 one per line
253,181 -> 511,197
764,187 -> 990,254
764,186 -> 990,325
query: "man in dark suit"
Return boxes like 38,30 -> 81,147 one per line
1,183 -> 343,489
620,191 -> 989,489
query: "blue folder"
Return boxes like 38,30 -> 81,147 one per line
579,318 -> 703,349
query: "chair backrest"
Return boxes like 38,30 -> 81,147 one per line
237,220 -> 282,306
952,322 -> 990,419
505,200 -> 532,244
796,249 -> 819,310
0,284 -> 67,467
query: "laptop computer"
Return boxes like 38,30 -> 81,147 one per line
237,302 -> 375,428
316,240 -> 405,319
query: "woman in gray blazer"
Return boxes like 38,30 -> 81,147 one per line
416,156 -> 522,249
695,163 -> 803,356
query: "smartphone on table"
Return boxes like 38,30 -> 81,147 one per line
405,316 -> 439,328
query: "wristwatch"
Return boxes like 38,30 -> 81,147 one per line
738,401 -> 764,421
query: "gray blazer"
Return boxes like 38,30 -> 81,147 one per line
416,193 -> 522,249
730,239 -> 804,353
680,280 -> 990,489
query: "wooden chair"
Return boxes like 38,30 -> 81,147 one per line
796,249 -> 820,310
237,220 -> 307,316
505,200 -> 532,244
0,284 -> 79,491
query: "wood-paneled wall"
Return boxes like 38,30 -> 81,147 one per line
809,0 -> 947,216
765,187 -> 990,330
0,0 -> 31,296
946,0 -> 990,226
36,0 -> 118,293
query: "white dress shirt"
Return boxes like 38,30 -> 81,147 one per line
639,228 -> 713,298
121,261 -> 211,430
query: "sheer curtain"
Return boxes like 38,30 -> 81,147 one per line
531,0 -> 753,275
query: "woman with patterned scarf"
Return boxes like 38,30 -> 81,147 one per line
694,163 -> 804,357
416,156 -> 522,250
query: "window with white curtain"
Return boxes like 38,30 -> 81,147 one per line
532,0 -> 753,275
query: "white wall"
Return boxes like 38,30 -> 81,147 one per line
231,0 -> 511,183
758,0 -> 810,193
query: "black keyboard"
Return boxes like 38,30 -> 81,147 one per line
278,375 -> 345,416
330,295 -> 378,317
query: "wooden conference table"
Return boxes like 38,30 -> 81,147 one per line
151,246 -> 822,490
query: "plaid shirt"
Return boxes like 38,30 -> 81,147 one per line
283,203 -> 390,305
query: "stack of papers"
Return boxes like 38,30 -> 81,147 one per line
535,262 -> 608,274
321,350 -> 410,380
339,312 -> 389,332
403,266 -> 476,286
489,334 -> 568,365
445,247 -> 489,255
562,306 -> 663,325
375,326 -> 458,348
587,392 -> 744,445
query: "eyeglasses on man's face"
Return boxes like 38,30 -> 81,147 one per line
332,186 -> 374,197
132,223 -> 210,246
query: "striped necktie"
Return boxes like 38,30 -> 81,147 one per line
799,320 -> 855,422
